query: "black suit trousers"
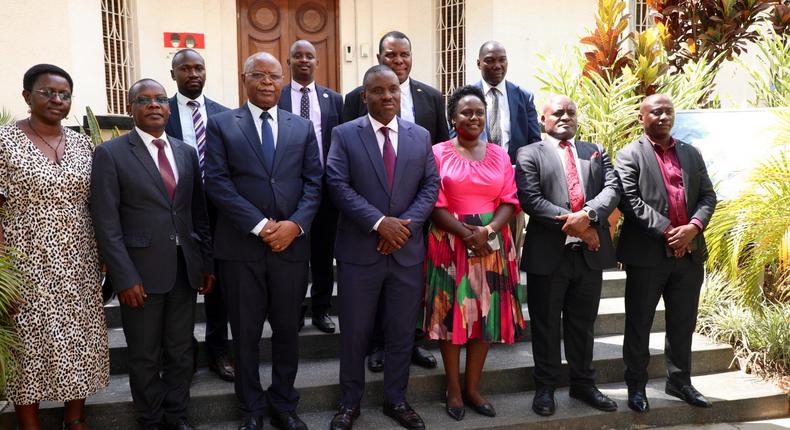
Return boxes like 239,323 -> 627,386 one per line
120,249 -> 196,428
526,246 -> 602,389
219,252 -> 308,417
308,190 -> 338,313
623,255 -> 704,390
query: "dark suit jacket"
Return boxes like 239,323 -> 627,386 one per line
326,116 -> 440,267
616,135 -> 717,267
473,80 -> 542,164
165,95 -> 230,141
204,105 -> 323,262
90,129 -> 212,294
516,139 -> 620,274
278,83 -> 343,164
341,79 -> 450,144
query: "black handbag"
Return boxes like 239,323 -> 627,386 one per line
101,274 -> 116,304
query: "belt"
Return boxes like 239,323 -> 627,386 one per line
565,242 -> 584,252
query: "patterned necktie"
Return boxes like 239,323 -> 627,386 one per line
381,127 -> 396,192
186,100 -> 206,179
560,140 -> 585,212
488,88 -> 502,145
300,87 -> 310,119
152,139 -> 176,200
260,111 -> 276,172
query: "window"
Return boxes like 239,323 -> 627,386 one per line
436,0 -> 465,104
630,0 -> 654,33
102,0 -> 135,114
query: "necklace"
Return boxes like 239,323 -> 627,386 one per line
27,118 -> 64,164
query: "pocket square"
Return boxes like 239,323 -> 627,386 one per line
591,151 -> 601,159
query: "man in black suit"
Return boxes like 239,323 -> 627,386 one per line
164,48 -> 235,382
278,40 -> 343,334
205,52 -> 322,430
515,95 -> 620,417
617,94 -> 717,413
91,79 -> 214,430
342,30 -> 443,372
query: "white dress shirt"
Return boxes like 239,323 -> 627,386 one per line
368,114 -> 399,231
546,135 -> 586,244
137,127 -> 178,181
176,92 -> 207,152
481,79 -> 511,150
289,81 -> 324,165
399,77 -> 415,124
247,102 -> 280,235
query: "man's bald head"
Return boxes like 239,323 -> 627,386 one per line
541,94 -> 578,140
243,52 -> 280,74
478,40 -> 505,58
639,93 -> 675,142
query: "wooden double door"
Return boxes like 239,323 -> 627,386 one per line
237,0 -> 339,103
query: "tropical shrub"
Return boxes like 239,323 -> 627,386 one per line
738,27 -> 790,107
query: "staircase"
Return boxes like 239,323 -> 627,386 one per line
1,271 -> 787,429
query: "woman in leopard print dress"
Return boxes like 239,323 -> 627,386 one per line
0,64 -> 109,429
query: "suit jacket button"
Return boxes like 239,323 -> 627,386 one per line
171,210 -> 177,216
270,179 -> 276,184
169,234 -> 175,241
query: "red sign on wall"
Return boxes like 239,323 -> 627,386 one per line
163,32 -> 205,49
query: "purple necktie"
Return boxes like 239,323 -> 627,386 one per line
186,100 -> 206,179
152,139 -> 176,200
381,127 -> 396,192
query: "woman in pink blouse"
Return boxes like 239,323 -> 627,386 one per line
423,85 -> 526,421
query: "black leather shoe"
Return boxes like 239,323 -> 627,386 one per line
312,312 -> 336,333
270,410 -> 307,430
238,415 -> 263,430
411,345 -> 437,369
168,418 -> 195,430
209,353 -> 235,382
445,401 -> 465,421
665,382 -> 713,408
367,347 -> 384,372
383,401 -> 425,429
330,406 -> 360,430
569,385 -> 618,412
462,394 -> 496,417
532,387 -> 556,416
628,390 -> 650,412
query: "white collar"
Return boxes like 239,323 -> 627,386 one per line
545,134 -> 576,148
247,101 -> 278,123
291,80 -> 316,93
135,127 -> 169,145
481,79 -> 507,95
176,92 -> 206,108
368,114 -> 398,134
400,77 -> 411,91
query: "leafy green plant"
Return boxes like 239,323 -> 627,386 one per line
738,27 -> 790,107
80,106 -> 122,146
0,109 -> 13,127
0,246 -> 26,391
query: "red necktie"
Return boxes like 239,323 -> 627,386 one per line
560,140 -> 584,212
152,139 -> 176,200
381,127 -> 396,192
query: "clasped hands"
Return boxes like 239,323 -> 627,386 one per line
555,211 -> 600,251
376,217 -> 412,255
462,223 -> 495,257
259,219 -> 301,252
118,273 -> 215,309
665,224 -> 699,258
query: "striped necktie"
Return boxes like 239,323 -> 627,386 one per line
186,100 -> 206,179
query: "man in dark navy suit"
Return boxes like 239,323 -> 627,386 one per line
205,52 -> 322,430
164,48 -> 234,382
342,30 -> 443,372
278,40 -> 343,334
326,65 -> 439,430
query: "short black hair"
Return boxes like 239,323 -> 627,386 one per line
446,85 -> 487,128
362,65 -> 397,87
23,64 -> 73,92
171,48 -> 203,69
128,78 -> 166,101
378,31 -> 411,54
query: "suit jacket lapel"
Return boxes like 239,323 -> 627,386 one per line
506,81 -> 520,143
278,84 -> 293,112
235,107 -> 271,175
357,116 -> 390,195
638,135 -> 669,203
317,86 -> 331,160
273,109 -> 292,174
172,141 -> 189,204
168,97 -> 183,140
541,140 -> 569,198
391,118 -> 413,197
674,142 -> 693,205
409,80 -> 424,124
576,141 -> 595,199
128,130 -> 171,203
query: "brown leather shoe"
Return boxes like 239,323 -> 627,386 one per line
208,353 -> 235,382
329,406 -> 360,430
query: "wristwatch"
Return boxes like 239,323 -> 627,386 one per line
584,207 -> 599,224
485,225 -> 497,240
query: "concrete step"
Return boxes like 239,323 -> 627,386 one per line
102,271 -> 628,328
206,371 -> 789,430
106,296 -> 665,374
652,417 -> 790,429
1,332 -> 733,429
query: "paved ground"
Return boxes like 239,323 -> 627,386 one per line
655,418 -> 790,429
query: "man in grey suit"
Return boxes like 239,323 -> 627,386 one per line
617,94 -> 717,413
515,95 -> 620,417
91,78 -> 214,430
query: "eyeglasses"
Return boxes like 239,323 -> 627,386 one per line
244,71 -> 283,82
131,96 -> 169,106
33,89 -> 72,101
